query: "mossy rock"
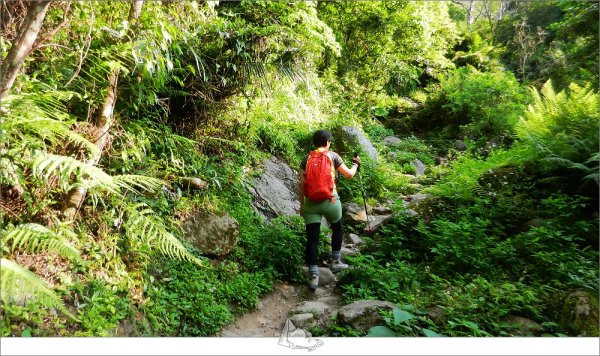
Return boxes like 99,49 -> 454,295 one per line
557,290 -> 599,336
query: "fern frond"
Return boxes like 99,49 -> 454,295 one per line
0,259 -> 76,319
1,85 -> 97,157
113,175 -> 164,195
123,204 -> 205,267
32,153 -> 119,194
3,224 -> 81,261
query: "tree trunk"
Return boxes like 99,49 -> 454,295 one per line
62,70 -> 119,220
62,0 -> 144,220
467,0 -> 475,25
0,0 -> 51,100
128,0 -> 144,23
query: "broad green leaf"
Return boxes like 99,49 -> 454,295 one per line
422,328 -> 444,337
393,308 -> 414,324
367,326 -> 396,337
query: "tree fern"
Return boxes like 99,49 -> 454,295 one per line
0,259 -> 76,320
3,223 -> 81,261
123,203 -> 205,267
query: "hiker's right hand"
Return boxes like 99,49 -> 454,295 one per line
352,156 -> 361,170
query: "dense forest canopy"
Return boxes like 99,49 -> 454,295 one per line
0,0 -> 598,341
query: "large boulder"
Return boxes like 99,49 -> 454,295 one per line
363,214 -> 393,235
337,300 -> 395,333
334,126 -> 379,163
411,159 -> 426,176
182,212 -> 239,256
301,267 -> 336,286
557,290 -> 599,336
382,136 -> 402,146
290,313 -> 315,328
343,202 -> 368,225
454,140 -> 468,152
404,194 -> 443,223
291,301 -> 332,317
249,156 -> 300,220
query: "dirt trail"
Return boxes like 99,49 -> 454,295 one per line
220,283 -> 303,336
220,281 -> 341,337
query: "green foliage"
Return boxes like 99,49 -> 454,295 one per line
493,1 -> 598,88
516,81 -> 599,185
415,66 -> 529,145
371,305 -> 446,337
363,125 -> 394,142
338,253 -> 420,304
2,0 -> 598,339
318,0 -> 458,98
0,302 -> 67,337
425,146 -> 534,201
216,270 -> 272,313
382,135 -> 436,175
122,203 -> 205,267
232,209 -> 307,284
71,280 -> 131,336
0,259 -> 75,320
142,258 -> 238,336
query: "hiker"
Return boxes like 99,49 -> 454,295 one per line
299,129 -> 361,290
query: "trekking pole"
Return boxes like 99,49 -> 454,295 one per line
354,153 -> 371,231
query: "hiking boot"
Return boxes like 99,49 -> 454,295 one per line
308,273 -> 319,290
330,258 -> 349,273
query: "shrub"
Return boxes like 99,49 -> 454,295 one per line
515,81 -> 599,193
71,280 -> 132,336
415,66 -> 528,146
232,211 -> 307,284
142,259 -> 234,336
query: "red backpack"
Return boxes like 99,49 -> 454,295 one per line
304,150 -> 335,202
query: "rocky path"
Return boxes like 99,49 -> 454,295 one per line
219,233 -> 367,337
219,278 -> 342,337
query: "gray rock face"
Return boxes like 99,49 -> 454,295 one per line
383,136 -> 402,146
292,301 -> 331,316
345,233 -> 364,245
364,214 -> 393,235
454,140 -> 468,151
411,159 -> 426,176
335,126 -> 379,162
341,246 -> 358,259
343,202 -> 367,225
302,267 -> 336,286
337,300 -> 395,332
290,313 -> 315,328
183,212 -> 239,256
407,193 -> 430,204
249,156 -> 300,220
373,205 -> 392,215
